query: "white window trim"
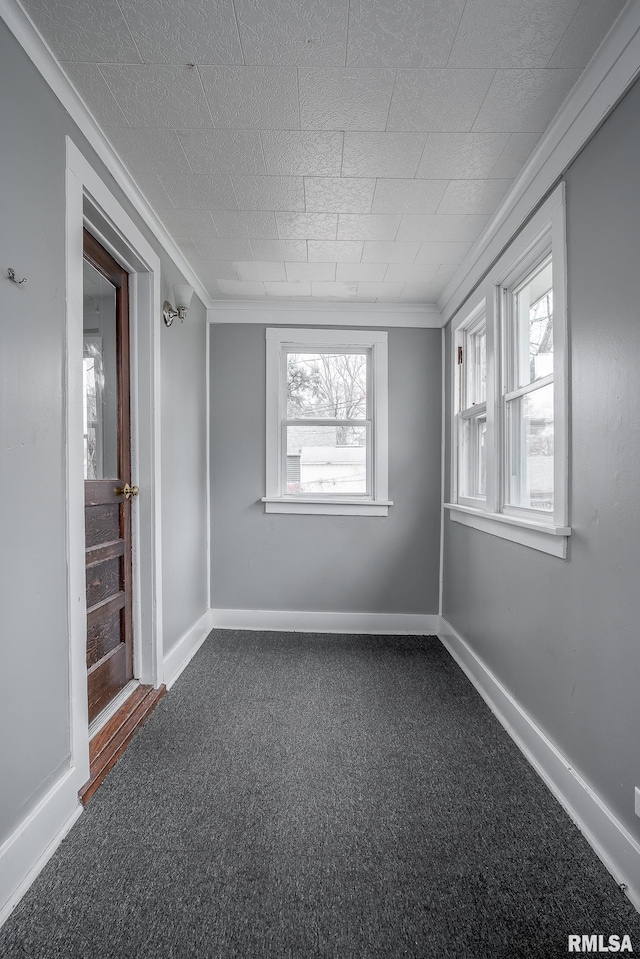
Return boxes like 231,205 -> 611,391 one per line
446,183 -> 569,558
454,300 -> 488,510
263,327 -> 391,516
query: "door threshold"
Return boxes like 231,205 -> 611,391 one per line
81,683 -> 166,805
89,679 -> 140,740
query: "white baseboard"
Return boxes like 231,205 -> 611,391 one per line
163,609 -> 214,689
439,619 -> 640,913
210,607 -> 441,635
0,766 -> 83,928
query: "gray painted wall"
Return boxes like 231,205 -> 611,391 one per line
442,77 -> 640,841
210,323 -> 441,614
0,21 -> 208,844
161,279 -> 208,651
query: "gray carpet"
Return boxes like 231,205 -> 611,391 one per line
2,631 -> 639,958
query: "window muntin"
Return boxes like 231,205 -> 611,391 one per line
265,328 -> 389,516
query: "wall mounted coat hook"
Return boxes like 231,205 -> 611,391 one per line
7,268 -> 27,286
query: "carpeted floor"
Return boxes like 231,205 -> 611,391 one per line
1,631 -> 639,958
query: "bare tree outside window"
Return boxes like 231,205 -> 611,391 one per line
287,352 -> 367,446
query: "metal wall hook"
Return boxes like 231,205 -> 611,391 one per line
7,268 -> 27,286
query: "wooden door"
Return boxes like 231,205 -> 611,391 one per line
83,230 -> 134,724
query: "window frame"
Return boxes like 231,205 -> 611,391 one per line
263,327 -> 391,516
454,300 -> 488,509
446,183 -> 570,558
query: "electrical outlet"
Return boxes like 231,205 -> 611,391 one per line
635,787 -> 640,818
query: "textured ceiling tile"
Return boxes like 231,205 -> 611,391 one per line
158,208 -> 219,238
285,262 -> 336,281
337,215 -> 401,241
232,176 -> 305,212
199,67 -> 299,129
189,260 -> 239,282
308,242 -> 363,263
346,0 -> 466,68
304,178 -> 375,214
175,239 -> 200,259
177,131 -> 266,174
234,261 -> 287,281
265,281 -> 312,297
355,281 -> 405,298
336,262 -> 386,281
276,213 -> 338,239
547,0 -> 626,68
401,281 -> 446,301
99,65 -> 213,128
447,0 -> 581,68
342,133 -> 426,178
251,240 -> 309,261
159,174 -> 237,210
473,69 -> 582,133
488,133 -> 541,177
371,179 -> 448,215
261,132 -> 343,176
414,240 -> 475,264
384,263 -> 440,283
118,0 -> 243,65
437,179 -> 513,215
298,69 -> 395,131
310,281 -> 359,297
436,263 -> 459,282
212,211 -> 278,238
397,214 -> 491,242
107,129 -> 187,173
415,133 -> 510,179
63,64 -> 129,129
21,0 -> 142,62
195,238 -> 253,260
361,241 -> 420,263
216,280 -> 268,296
132,173 -> 175,211
234,0 -> 349,66
387,70 -> 494,132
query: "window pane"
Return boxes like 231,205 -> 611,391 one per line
286,424 -> 368,494
459,414 -> 486,500
466,325 -> 486,406
506,383 -> 554,512
83,260 -> 118,479
286,352 -> 368,419
514,259 -> 553,388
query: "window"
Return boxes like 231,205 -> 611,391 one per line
447,184 -> 569,558
263,328 -> 390,515
456,304 -> 487,506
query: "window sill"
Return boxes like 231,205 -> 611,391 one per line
444,503 -> 570,558
262,496 -> 392,516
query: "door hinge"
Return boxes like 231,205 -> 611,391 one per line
457,345 -> 463,365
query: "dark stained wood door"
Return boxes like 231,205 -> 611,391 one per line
83,230 -> 134,724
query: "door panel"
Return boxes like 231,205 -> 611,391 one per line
83,230 -> 134,725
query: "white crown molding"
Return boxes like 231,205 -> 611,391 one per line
208,299 -> 442,328
439,619 -> 640,913
1,0 -> 211,310
438,0 -> 640,326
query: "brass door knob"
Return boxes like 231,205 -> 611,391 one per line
118,483 -> 139,500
